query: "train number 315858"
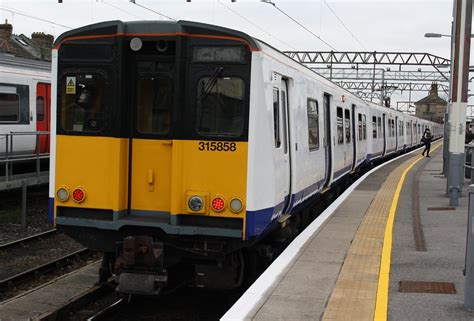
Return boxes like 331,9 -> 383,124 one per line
198,141 -> 237,152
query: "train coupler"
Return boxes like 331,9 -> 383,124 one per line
114,235 -> 167,295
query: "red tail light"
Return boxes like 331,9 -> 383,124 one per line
72,188 -> 86,203
211,197 -> 225,212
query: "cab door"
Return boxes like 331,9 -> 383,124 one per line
129,60 -> 174,216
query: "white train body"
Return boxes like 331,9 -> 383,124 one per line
244,40 -> 442,238
0,57 -> 51,155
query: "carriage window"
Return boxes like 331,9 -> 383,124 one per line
391,119 -> 395,137
138,76 -> 173,134
196,76 -> 244,137
372,116 -> 377,138
273,88 -> 281,148
363,115 -> 367,140
281,91 -> 288,154
37,97 -> 45,121
358,113 -> 362,141
61,73 -> 106,132
307,99 -> 319,151
0,93 -> 19,122
337,107 -> 343,144
345,109 -> 351,143
377,117 -> 382,137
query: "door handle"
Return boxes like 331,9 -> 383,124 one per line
148,169 -> 154,192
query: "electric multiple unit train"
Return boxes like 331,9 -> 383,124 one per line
49,20 -> 442,294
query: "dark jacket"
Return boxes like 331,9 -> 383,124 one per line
422,131 -> 432,144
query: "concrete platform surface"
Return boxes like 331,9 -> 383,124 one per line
225,143 -> 474,321
0,261 -> 100,321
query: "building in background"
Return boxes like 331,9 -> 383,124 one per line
0,20 -> 53,61
414,83 -> 447,124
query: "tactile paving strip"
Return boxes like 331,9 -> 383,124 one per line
322,156 -> 418,321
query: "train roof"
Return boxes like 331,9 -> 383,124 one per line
53,20 -> 439,126
53,20 -> 260,51
0,54 -> 50,72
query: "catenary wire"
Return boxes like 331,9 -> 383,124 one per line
0,5 -> 72,30
102,0 -> 145,20
323,0 -> 366,50
266,2 -> 337,51
129,1 -> 176,21
217,0 -> 298,51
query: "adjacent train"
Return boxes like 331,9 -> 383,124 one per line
50,20 -> 442,294
0,55 -> 51,156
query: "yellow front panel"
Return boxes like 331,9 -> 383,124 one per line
131,139 -> 172,212
170,140 -> 248,219
55,135 -> 129,212
55,136 -> 248,232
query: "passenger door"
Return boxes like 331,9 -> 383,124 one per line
382,114 -> 387,156
129,59 -> 174,216
351,104 -> 357,171
273,77 -> 291,213
36,82 -> 51,153
323,93 -> 332,186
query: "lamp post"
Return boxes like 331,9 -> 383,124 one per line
424,32 -> 454,177
446,0 -> 472,207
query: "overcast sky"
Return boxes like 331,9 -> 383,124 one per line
0,0 -> 464,107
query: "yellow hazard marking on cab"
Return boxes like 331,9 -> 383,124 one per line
374,143 -> 441,321
66,76 -> 76,94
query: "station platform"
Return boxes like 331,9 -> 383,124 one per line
223,143 -> 474,321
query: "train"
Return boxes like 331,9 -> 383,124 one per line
49,20 -> 442,295
0,55 -> 51,156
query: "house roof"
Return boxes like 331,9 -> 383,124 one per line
415,94 -> 447,105
0,23 -> 52,61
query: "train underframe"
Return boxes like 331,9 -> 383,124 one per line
58,178 -> 344,296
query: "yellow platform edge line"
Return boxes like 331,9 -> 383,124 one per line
374,143 -> 442,321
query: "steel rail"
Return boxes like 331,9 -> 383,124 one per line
0,228 -> 57,251
0,248 -> 92,291
87,298 -> 125,321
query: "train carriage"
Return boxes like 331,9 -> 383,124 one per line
0,56 -> 51,156
50,20 -> 442,294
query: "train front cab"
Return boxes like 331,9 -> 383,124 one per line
52,20 -> 260,293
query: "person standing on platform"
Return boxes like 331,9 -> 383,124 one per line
421,128 -> 433,157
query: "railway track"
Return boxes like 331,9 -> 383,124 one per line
0,228 -> 57,251
0,228 -> 98,299
87,298 -> 125,321
0,247 -> 94,292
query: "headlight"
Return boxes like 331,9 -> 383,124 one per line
229,198 -> 243,213
56,187 -> 70,202
188,196 -> 204,212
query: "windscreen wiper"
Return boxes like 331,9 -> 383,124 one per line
198,66 -> 224,100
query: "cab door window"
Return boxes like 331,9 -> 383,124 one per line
137,76 -> 173,134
